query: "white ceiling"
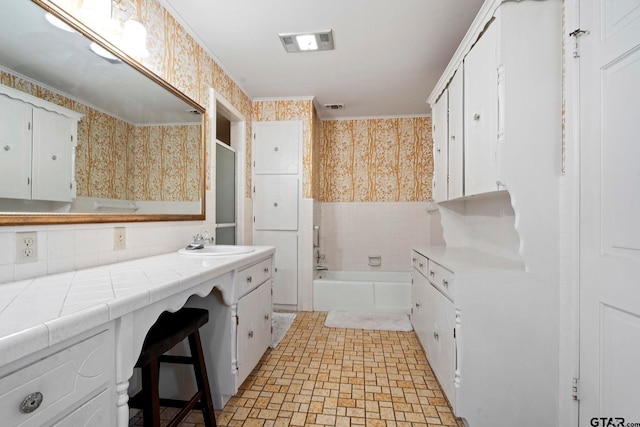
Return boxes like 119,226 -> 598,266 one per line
161,0 -> 485,119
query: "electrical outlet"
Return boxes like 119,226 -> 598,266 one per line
16,232 -> 38,264
114,227 -> 126,251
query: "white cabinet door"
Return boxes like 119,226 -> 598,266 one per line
464,21 -> 499,196
31,108 -> 74,202
427,283 -> 456,410
53,389 -> 111,427
411,270 -> 430,351
253,121 -> 300,174
254,175 -> 298,230
236,280 -> 272,386
432,92 -> 448,202
448,67 -> 464,200
255,231 -> 298,305
0,95 -> 32,200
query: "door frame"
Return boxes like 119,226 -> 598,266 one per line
560,0 -> 583,425
209,89 -> 247,245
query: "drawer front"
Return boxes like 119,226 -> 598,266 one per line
0,329 -> 113,427
427,260 -> 455,300
412,252 -> 429,278
237,257 -> 273,296
53,389 -> 111,427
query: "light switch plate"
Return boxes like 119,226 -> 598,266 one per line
114,227 -> 126,251
16,232 -> 38,263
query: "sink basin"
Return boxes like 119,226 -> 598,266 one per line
178,245 -> 255,256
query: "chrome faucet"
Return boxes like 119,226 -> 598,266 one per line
192,229 -> 214,245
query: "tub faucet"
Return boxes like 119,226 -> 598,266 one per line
315,265 -> 328,271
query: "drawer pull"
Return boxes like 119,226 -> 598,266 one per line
419,262 -> 424,268
412,257 -> 416,262
415,302 -> 421,308
264,314 -> 270,320
4,145 -> 10,151
442,279 -> 449,288
20,392 -> 43,413
263,267 -> 269,273
248,330 -> 254,338
433,331 -> 439,340
247,276 -> 252,283
429,270 -> 435,277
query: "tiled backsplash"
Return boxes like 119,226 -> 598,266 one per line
319,201 -> 430,272
0,192 -> 216,285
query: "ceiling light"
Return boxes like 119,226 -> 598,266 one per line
45,13 -> 77,33
279,30 -> 334,53
89,42 -> 122,63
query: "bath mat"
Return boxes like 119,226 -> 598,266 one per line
324,311 -> 413,332
271,312 -> 296,348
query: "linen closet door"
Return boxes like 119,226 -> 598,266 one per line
579,0 -> 640,422
253,121 -> 302,307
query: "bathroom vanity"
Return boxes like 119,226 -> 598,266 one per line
0,246 -> 274,427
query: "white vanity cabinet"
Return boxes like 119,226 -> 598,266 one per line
411,247 -> 557,427
0,85 -> 82,202
0,326 -> 115,427
186,255 -> 274,409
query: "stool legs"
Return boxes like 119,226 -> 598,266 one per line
188,330 -> 217,427
140,359 -> 161,427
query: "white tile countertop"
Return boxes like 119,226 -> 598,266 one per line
0,246 -> 275,367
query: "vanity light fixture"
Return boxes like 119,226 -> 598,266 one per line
279,30 -> 334,53
79,0 -> 149,59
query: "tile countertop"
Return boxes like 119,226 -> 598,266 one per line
0,246 -> 275,367
412,246 -> 525,272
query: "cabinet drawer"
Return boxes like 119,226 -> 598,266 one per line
412,252 -> 429,278
0,329 -> 112,427
237,257 -> 273,296
427,260 -> 455,300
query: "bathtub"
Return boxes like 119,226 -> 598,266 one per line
313,270 -> 411,314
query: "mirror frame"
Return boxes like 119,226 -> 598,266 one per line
0,0 -> 207,225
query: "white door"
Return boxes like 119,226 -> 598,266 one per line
0,96 -> 32,200
255,231 -> 298,305
432,91 -> 448,202
32,108 -> 73,202
254,175 -> 298,230
464,20 -> 499,197
579,0 -> 640,422
448,67 -> 464,200
253,121 -> 300,175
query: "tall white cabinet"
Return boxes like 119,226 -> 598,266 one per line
421,0 -> 562,426
253,121 -> 302,307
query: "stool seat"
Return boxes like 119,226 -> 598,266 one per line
136,308 -> 209,367
131,307 -> 216,427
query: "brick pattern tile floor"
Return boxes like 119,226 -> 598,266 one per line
130,311 -> 463,427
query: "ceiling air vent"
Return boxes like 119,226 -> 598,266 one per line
279,30 -> 334,53
324,104 -> 344,110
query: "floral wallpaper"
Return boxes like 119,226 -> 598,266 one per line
319,117 -> 432,202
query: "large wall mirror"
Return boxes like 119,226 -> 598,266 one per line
0,0 -> 206,224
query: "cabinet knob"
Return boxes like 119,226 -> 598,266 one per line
415,302 -> 421,308
273,202 -> 278,207
247,276 -> 252,283
248,330 -> 254,338
264,267 -> 269,273
429,270 -> 435,277
20,392 -> 43,413
433,331 -> 439,340
451,134 -> 456,141
436,148 -> 441,153
51,155 -> 57,160
412,257 -> 416,262
3,145 -> 9,151
473,113 -> 481,121
442,279 -> 449,288
419,262 -> 423,268
264,314 -> 270,320
274,147 -> 279,152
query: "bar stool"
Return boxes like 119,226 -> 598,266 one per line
129,307 -> 217,427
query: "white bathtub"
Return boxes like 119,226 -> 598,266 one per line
313,270 -> 411,314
